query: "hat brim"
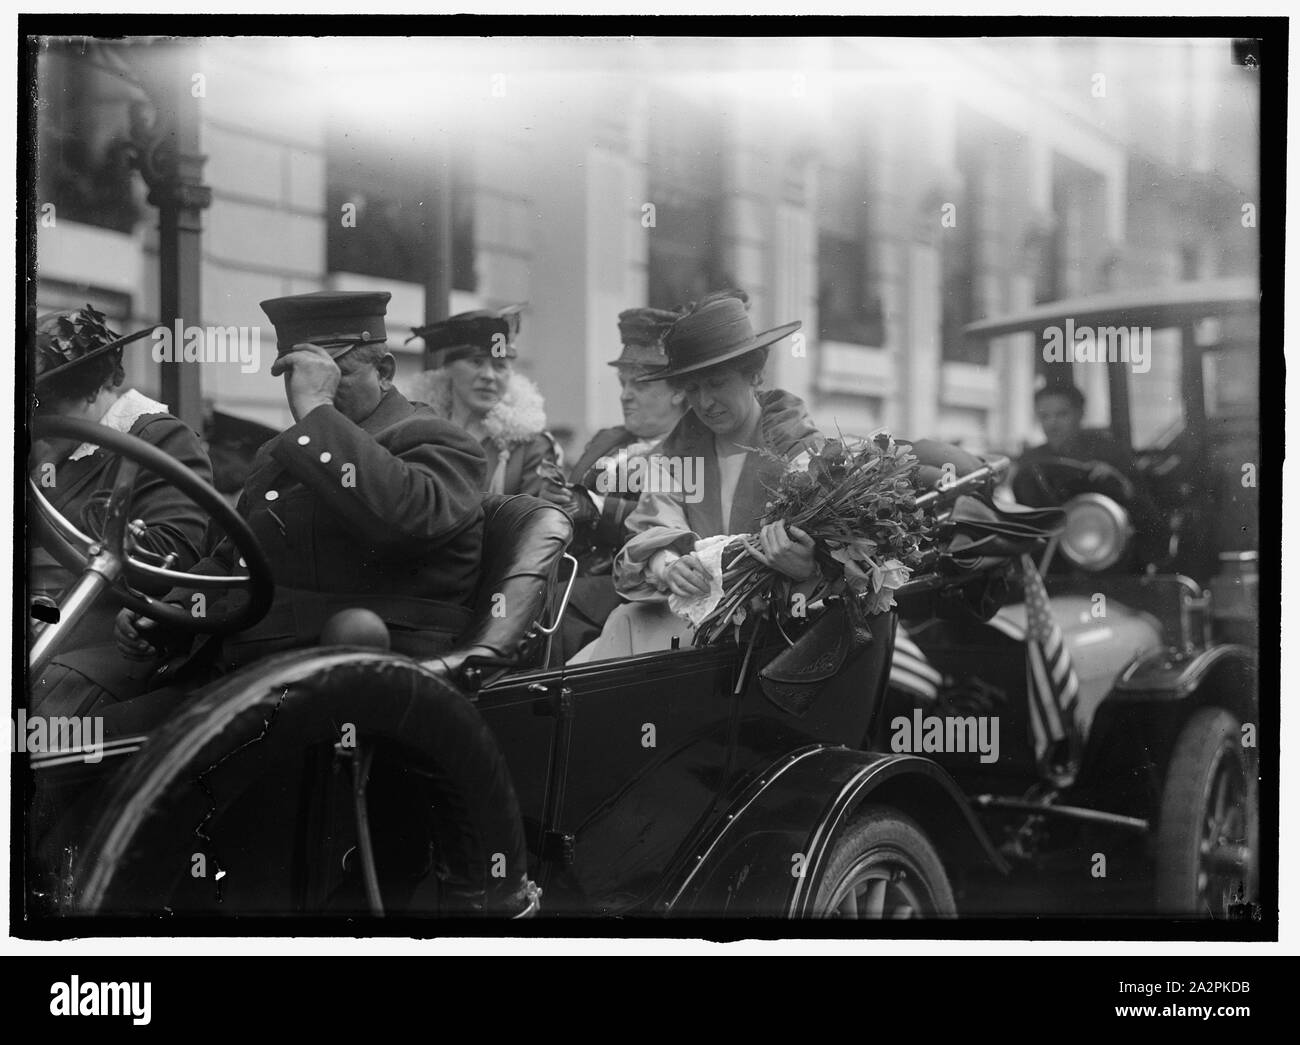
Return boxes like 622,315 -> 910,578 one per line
33,324 -> 160,387
635,319 -> 802,383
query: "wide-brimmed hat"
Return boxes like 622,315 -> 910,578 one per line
640,296 -> 800,382
609,307 -> 681,369
407,304 -> 526,367
260,290 -> 391,359
33,306 -> 158,388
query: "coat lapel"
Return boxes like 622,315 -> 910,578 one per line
728,448 -> 772,533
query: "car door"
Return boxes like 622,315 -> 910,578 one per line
477,642 -> 741,915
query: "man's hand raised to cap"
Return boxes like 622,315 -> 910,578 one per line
271,343 -> 341,422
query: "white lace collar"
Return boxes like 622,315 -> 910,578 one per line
68,389 -> 171,462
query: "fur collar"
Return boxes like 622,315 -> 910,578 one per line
402,368 -> 549,451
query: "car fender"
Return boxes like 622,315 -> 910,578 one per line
1079,644 -> 1258,804
1113,643 -> 1256,706
659,745 -> 1005,917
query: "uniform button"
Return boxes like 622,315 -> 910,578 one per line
265,490 -> 279,501
319,452 -> 332,463
297,435 -> 311,446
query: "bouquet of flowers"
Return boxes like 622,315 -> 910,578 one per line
682,431 -> 934,646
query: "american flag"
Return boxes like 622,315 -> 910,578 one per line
889,625 -> 943,702
1020,553 -> 1082,787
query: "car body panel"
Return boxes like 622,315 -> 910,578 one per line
992,593 -> 1163,736
473,606 -> 909,914
659,746 -> 1006,917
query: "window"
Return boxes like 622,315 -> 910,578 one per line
645,94 -> 725,311
1129,328 -> 1185,450
37,42 -> 142,234
816,164 -> 884,347
940,152 -> 988,366
326,131 -> 475,291
940,208 -> 982,364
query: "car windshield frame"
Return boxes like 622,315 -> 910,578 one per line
961,278 -> 1258,454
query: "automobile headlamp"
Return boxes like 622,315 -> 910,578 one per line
1059,492 -> 1133,571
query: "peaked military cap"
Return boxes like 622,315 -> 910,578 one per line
260,291 -> 391,358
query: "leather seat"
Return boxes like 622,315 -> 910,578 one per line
431,493 -> 572,687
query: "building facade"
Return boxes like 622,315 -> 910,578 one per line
34,35 -> 1259,457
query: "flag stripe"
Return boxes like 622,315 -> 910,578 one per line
892,652 -> 943,686
888,669 -> 940,702
1020,553 -> 1081,784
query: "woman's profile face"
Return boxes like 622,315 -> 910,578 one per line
446,351 -> 511,417
677,365 -> 759,438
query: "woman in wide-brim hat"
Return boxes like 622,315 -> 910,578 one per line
30,305 -> 213,709
569,290 -> 822,663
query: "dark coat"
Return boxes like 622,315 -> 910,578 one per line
566,425 -> 643,574
173,387 -> 486,668
31,408 -> 212,652
482,431 -> 561,498
1012,428 -> 1137,507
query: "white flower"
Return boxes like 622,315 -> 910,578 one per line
878,558 -> 911,592
786,449 -> 812,473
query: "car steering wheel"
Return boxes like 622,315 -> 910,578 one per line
1021,456 -> 1116,507
29,415 -> 274,648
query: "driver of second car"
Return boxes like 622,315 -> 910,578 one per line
115,291 -> 487,681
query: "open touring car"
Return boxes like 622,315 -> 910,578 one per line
22,278 -> 1261,921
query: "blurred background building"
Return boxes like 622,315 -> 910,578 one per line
33,35 -> 1259,459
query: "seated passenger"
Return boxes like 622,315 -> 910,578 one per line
570,293 -> 820,662
550,306 -> 687,658
404,306 -> 566,502
30,307 -> 212,711
115,291 -> 487,683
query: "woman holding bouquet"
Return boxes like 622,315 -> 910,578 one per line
570,292 -> 821,662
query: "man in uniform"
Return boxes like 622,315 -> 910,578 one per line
1012,380 -> 1138,507
1012,378 -> 1162,566
549,306 -> 685,658
116,290 -> 487,676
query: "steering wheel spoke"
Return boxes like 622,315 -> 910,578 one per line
100,457 -> 140,552
29,416 -> 274,665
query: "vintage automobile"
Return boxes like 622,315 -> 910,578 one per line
883,277 -> 1261,918
23,286 -> 1261,924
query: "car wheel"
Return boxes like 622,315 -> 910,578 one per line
72,650 -> 535,918
1155,707 -> 1256,916
812,806 -> 956,918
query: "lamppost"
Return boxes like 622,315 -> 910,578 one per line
122,39 -> 211,430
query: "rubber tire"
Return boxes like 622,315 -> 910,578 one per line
1154,706 -> 1255,917
71,649 -> 530,917
812,806 -> 957,918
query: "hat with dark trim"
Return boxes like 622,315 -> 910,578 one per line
640,295 -> 800,383
609,307 -> 681,369
408,304 -> 525,367
260,291 -> 391,359
33,305 -> 157,387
